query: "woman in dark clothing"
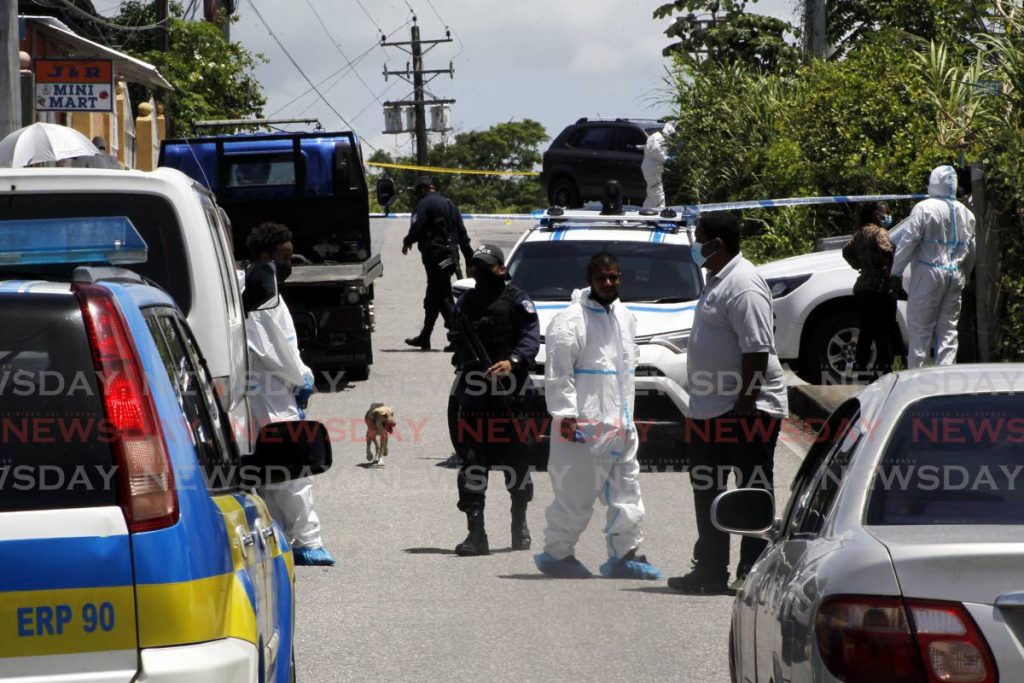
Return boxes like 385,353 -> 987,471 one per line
842,201 -> 897,376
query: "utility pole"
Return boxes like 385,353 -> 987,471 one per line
804,0 -> 828,58
410,23 -> 427,165
1,0 -> 21,138
381,17 -> 454,166
155,0 -> 170,53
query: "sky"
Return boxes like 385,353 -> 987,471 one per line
224,0 -> 801,159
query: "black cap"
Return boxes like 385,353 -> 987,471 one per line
414,176 -> 434,192
471,243 -> 504,266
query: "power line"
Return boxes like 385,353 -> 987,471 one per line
354,0 -> 384,35
246,0 -> 376,150
302,0 -> 383,106
266,19 -> 410,118
38,0 -> 168,30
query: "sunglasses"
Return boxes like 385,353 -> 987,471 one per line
593,274 -> 621,283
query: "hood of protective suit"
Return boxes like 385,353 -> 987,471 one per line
928,165 -> 958,199
662,122 -> 676,137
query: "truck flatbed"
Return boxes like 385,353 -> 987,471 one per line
287,252 -> 383,286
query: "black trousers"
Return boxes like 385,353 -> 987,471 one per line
421,264 -> 454,336
855,290 -> 897,373
456,408 -> 534,513
685,412 -> 781,573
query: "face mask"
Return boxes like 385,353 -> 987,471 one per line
474,266 -> 504,289
691,240 -> 714,268
881,215 -> 893,228
275,261 -> 292,284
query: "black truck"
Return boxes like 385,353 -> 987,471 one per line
160,130 -> 385,379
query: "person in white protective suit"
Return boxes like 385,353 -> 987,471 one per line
534,252 -> 662,580
891,165 -> 976,368
641,122 -> 676,210
244,221 -> 336,567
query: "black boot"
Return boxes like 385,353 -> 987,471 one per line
510,500 -> 531,551
455,510 -> 490,556
404,333 -> 431,350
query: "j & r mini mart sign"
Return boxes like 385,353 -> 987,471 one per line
35,59 -> 114,113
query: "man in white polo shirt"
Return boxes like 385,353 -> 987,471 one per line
668,211 -> 788,595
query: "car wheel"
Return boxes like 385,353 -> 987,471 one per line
345,365 -> 370,381
549,176 -> 581,208
802,309 -> 873,385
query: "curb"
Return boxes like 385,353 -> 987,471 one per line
787,384 -> 861,425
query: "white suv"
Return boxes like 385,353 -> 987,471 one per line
758,220 -> 912,383
455,209 -> 701,468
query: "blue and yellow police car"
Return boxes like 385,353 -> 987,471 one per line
0,217 -> 330,682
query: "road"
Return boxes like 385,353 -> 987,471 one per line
294,217 -> 810,682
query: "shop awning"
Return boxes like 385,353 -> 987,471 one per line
23,16 -> 173,91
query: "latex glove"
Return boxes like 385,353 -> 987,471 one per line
295,375 -> 315,410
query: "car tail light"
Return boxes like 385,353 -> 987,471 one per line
816,596 -> 926,683
816,596 -> 997,683
907,600 -> 997,683
75,284 -> 178,533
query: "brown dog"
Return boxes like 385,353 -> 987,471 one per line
364,402 -> 396,467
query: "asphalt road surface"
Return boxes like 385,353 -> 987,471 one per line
294,217 -> 809,682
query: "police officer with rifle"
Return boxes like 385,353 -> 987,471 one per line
450,244 -> 540,556
402,177 -> 474,350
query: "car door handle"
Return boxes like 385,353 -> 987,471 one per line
236,525 -> 256,559
995,592 -> 1024,609
254,519 -> 276,545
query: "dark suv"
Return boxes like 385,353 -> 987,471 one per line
540,118 -> 666,208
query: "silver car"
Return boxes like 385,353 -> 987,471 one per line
717,365 -> 1024,683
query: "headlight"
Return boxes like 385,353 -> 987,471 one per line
766,274 -> 811,299
650,329 -> 690,354
345,286 -> 366,304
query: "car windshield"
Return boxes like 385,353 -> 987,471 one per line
866,393 -> 1024,525
507,239 -> 702,303
0,192 -> 192,313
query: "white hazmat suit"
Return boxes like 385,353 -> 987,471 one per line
641,122 -> 675,209
244,273 -> 324,551
892,165 -> 976,368
541,287 -> 648,566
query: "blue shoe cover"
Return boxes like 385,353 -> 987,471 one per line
599,557 -> 663,580
534,552 -> 592,578
293,546 -> 336,566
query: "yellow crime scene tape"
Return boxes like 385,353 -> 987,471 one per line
366,161 -> 539,177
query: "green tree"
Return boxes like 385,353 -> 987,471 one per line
827,0 -> 995,56
654,0 -> 802,73
112,1 -> 265,135
370,120 -> 548,213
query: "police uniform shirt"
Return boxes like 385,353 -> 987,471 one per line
686,253 -> 789,420
403,193 -> 474,265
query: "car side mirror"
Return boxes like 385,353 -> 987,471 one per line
242,261 -> 280,314
242,420 -> 333,486
376,176 -> 396,212
711,488 -> 776,538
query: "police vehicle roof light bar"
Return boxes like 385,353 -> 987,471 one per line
0,217 -> 148,266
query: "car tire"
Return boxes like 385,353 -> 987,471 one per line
801,308 -> 865,385
345,365 -> 370,381
548,176 -> 581,208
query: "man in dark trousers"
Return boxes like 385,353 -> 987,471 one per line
401,177 -> 474,350
450,244 -> 540,556
668,211 -> 788,594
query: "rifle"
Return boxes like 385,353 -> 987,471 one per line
450,312 -> 493,373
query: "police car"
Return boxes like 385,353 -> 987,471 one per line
456,208 -> 700,467
0,218 -> 331,682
